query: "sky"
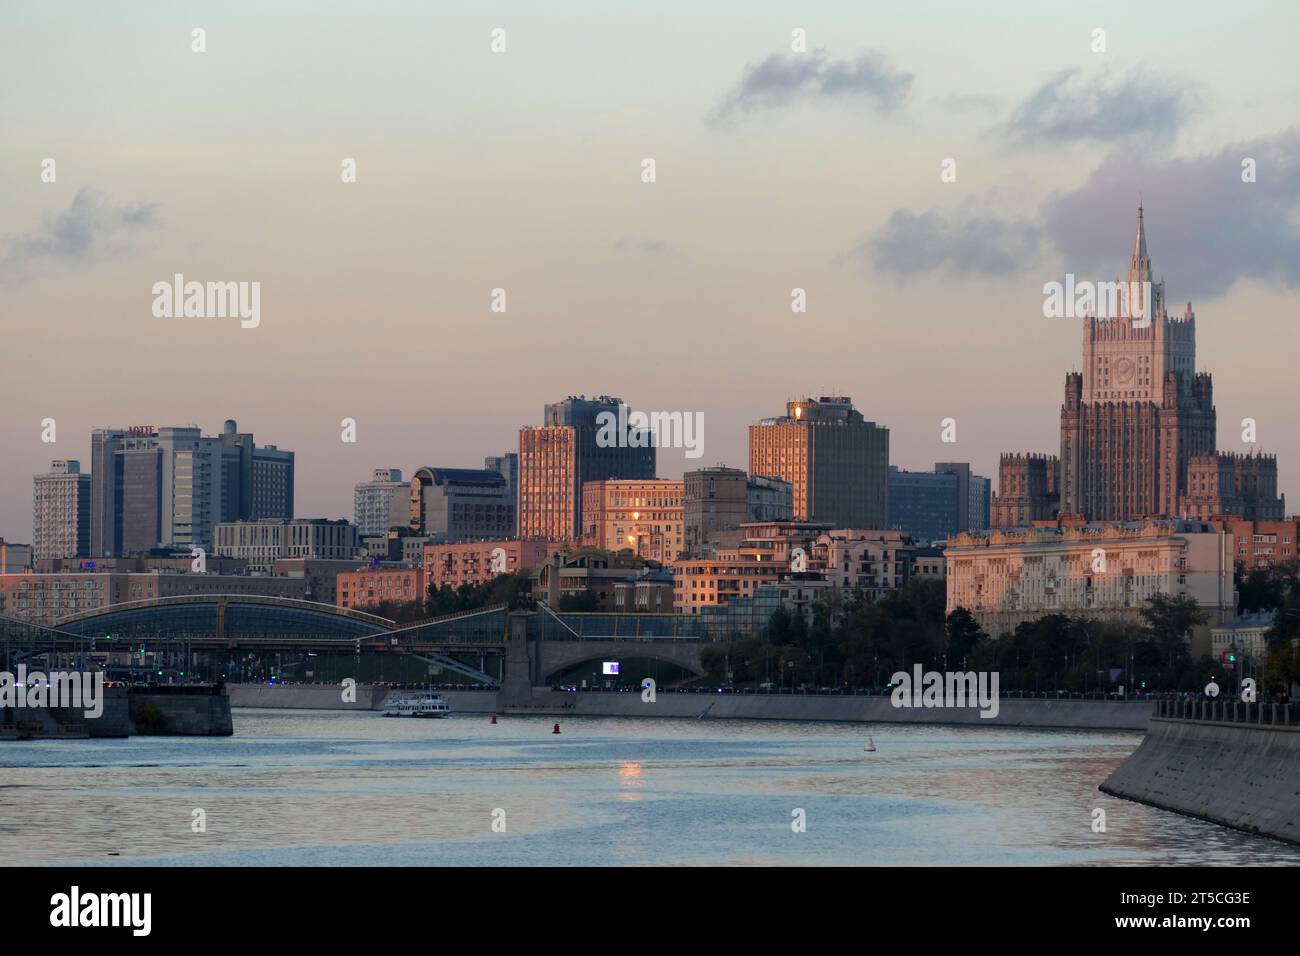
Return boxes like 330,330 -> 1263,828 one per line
2,0 -> 1299,539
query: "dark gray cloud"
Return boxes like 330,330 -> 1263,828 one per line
1041,131 -> 1300,297
1003,68 -> 1196,145
709,51 -> 911,126
860,208 -> 1042,278
862,129 -> 1300,299
0,188 -> 159,280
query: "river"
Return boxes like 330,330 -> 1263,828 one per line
3,710 -> 1297,866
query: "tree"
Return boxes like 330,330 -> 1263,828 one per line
945,607 -> 986,667
1139,593 -> 1206,668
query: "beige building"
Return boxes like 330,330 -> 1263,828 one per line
1209,612 -> 1274,661
944,519 -> 1235,643
810,529 -> 916,599
33,460 -> 92,560
673,521 -> 830,615
581,478 -> 684,562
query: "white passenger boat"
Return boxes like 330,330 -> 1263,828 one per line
381,692 -> 451,718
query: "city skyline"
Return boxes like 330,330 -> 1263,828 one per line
4,2 -> 1299,541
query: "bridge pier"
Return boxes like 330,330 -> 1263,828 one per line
500,612 -> 535,707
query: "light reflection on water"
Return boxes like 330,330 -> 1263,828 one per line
2,709 -> 1297,867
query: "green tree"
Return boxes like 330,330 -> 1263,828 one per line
945,607 -> 986,668
1139,593 -> 1207,669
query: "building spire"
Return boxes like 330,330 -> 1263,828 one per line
1129,200 -> 1151,283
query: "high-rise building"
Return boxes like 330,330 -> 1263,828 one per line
33,460 -> 92,559
1060,208 -> 1217,520
581,478 -> 684,562
484,454 -> 519,536
888,467 -> 960,543
934,462 -> 991,532
749,396 -> 889,528
991,453 -> 1060,528
89,419 -> 294,556
354,468 -> 408,536
518,395 -> 656,542
409,467 -> 515,541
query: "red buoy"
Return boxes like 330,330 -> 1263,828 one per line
490,714 -> 498,724
552,722 -> 561,734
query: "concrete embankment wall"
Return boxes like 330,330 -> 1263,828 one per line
1100,717 -> 1300,844
4,686 -> 231,738
129,689 -> 233,735
229,683 -> 391,710
227,684 -> 496,715
229,683 -> 1149,730
508,690 -> 1150,729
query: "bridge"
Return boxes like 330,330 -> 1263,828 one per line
0,595 -> 716,694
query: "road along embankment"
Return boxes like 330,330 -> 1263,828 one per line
1100,701 -> 1300,845
228,683 -> 1150,730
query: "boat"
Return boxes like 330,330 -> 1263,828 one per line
381,691 -> 451,718
864,736 -> 876,752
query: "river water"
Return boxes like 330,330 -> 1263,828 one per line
3,710 -> 1297,866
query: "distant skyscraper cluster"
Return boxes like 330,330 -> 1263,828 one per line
35,419 -> 294,558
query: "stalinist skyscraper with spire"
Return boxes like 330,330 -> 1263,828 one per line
1059,206 -> 1278,521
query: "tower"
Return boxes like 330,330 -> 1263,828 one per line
1060,207 -> 1215,520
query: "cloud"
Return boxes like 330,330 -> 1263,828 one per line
858,208 -> 1042,278
1042,130 -> 1300,297
1002,68 -> 1197,146
0,188 -> 159,280
709,51 -> 912,126
859,129 -> 1300,299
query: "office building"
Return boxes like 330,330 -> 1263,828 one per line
33,460 -> 91,559
214,518 -> 358,572
408,467 -> 515,541
89,419 -> 293,556
354,468 -> 408,536
749,396 -> 888,528
518,395 -> 656,542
